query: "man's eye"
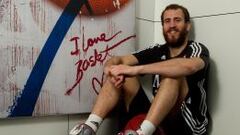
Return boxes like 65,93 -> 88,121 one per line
164,19 -> 170,23
175,18 -> 183,22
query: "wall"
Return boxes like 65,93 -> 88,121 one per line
1,0 -> 240,135
136,0 -> 240,135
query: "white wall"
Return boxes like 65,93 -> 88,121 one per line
193,13 -> 240,135
1,0 -> 240,135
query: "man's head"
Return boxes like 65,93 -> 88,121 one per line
161,4 -> 191,48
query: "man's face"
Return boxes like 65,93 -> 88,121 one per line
162,9 -> 190,48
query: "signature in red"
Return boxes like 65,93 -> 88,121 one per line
65,26 -> 136,95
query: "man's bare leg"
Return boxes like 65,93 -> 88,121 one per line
92,76 -> 141,118
70,77 -> 141,135
137,77 -> 188,135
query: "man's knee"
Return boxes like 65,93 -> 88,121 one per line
161,77 -> 188,87
160,77 -> 183,87
122,77 -> 141,93
160,77 -> 189,103
160,77 -> 189,112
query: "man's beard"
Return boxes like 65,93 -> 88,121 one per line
163,27 -> 188,48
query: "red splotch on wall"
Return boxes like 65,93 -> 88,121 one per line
48,0 -> 131,16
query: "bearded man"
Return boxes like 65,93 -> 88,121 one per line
70,4 -> 210,135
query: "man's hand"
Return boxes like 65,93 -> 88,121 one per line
102,55 -> 139,88
104,65 -> 125,88
109,64 -> 139,77
110,74 -> 125,88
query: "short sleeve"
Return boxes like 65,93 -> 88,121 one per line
132,44 -> 168,65
188,42 -> 210,69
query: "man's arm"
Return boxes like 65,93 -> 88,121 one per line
104,55 -> 138,67
103,54 -> 139,87
110,57 -> 205,78
104,54 -> 138,74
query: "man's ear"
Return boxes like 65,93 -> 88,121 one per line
187,22 -> 191,32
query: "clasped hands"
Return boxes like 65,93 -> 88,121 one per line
104,64 -> 139,88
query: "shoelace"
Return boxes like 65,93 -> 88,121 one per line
70,124 -> 83,135
117,130 -> 139,135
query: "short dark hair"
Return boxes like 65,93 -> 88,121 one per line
161,4 -> 190,25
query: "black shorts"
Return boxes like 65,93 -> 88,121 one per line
118,86 -> 198,135
118,86 -> 150,130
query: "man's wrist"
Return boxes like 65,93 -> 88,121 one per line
136,65 -> 144,74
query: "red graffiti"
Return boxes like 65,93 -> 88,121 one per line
92,73 -> 105,95
65,26 -> 136,95
70,27 -> 122,56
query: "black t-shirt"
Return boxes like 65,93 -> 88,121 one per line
133,41 -> 210,134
